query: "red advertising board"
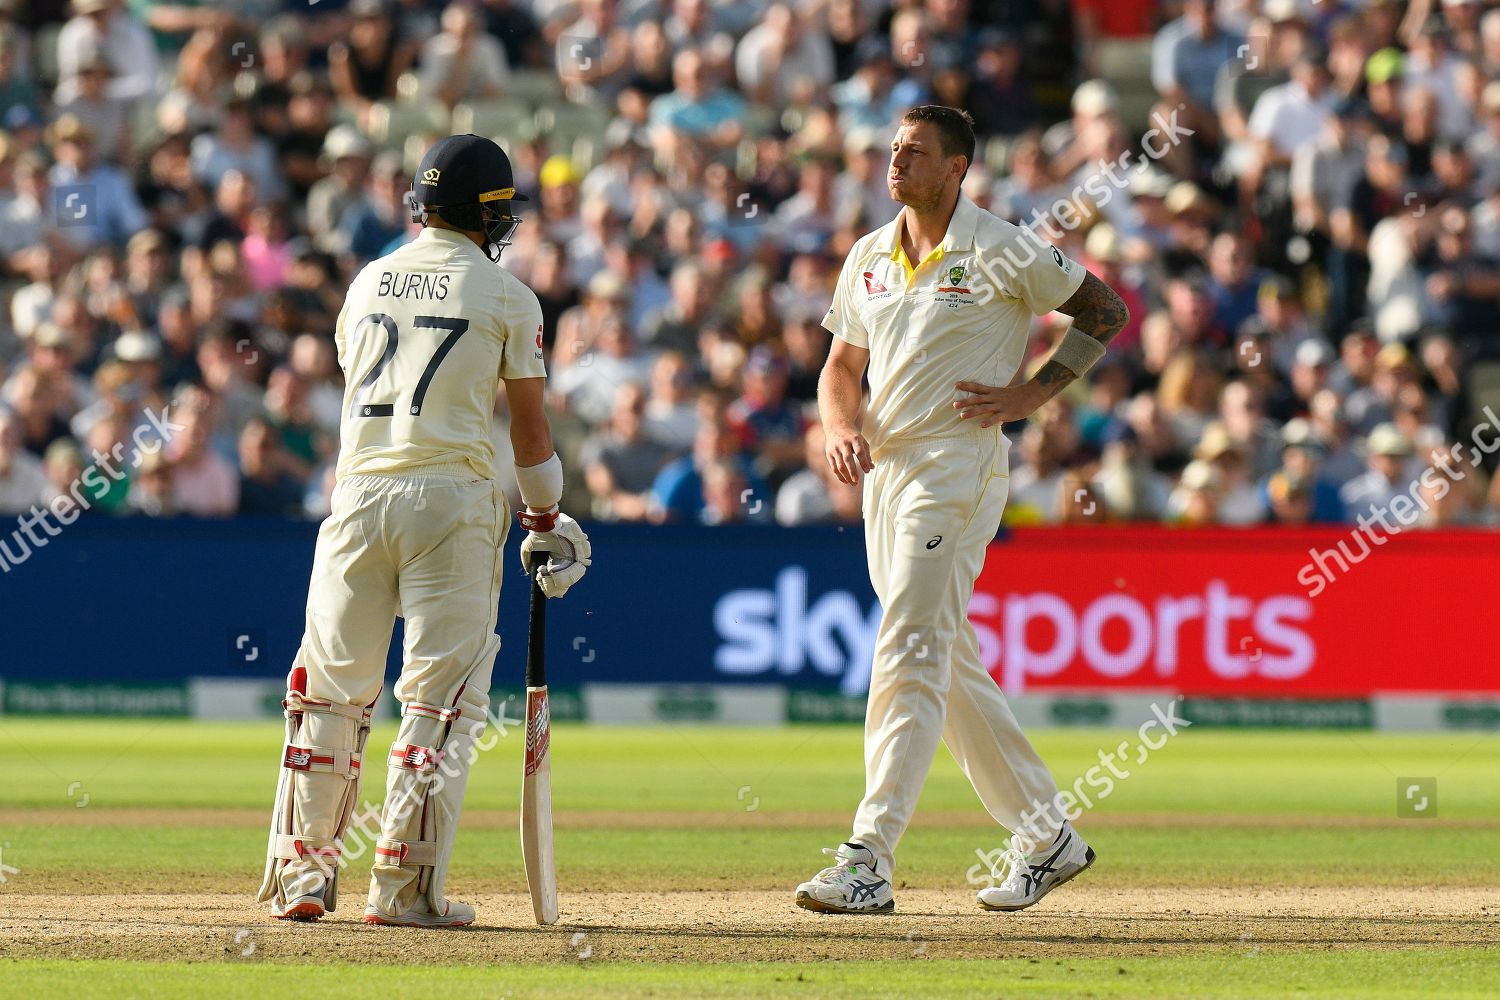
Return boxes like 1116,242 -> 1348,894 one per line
972,527 -> 1500,696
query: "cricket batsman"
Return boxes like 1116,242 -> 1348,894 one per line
796,106 -> 1129,914
257,134 -> 590,927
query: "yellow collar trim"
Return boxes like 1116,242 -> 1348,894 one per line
890,244 -> 945,279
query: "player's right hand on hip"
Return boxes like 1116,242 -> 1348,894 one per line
825,428 -> 874,485
519,509 -> 592,598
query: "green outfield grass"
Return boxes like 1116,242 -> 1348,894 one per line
6,951 -> 1500,1000
1,718 -> 1497,997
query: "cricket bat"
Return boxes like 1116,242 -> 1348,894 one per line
520,553 -> 559,925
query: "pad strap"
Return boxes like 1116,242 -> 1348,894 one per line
389,743 -> 442,772
374,837 -> 439,867
272,834 -> 342,863
403,701 -> 462,722
283,744 -> 362,778
285,692 -> 369,721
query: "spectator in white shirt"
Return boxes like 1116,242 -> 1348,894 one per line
419,1 -> 509,108
55,0 -> 160,105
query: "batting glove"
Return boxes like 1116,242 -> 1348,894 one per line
519,507 -> 591,598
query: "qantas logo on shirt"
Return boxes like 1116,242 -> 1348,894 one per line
862,271 -> 888,295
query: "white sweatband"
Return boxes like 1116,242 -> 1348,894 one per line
515,453 -> 564,510
1050,326 -> 1108,377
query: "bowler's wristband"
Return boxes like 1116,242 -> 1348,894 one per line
1051,326 -> 1108,377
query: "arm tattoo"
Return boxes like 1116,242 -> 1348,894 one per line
1032,359 -> 1077,391
1021,271 -> 1128,408
1056,271 -> 1130,344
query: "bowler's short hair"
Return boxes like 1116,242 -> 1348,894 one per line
901,105 -> 977,174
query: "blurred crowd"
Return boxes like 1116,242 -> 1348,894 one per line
1,0 -> 1499,529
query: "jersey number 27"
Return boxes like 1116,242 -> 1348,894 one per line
348,312 -> 468,418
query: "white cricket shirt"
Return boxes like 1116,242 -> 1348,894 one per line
333,226 -> 547,481
822,194 -> 1085,459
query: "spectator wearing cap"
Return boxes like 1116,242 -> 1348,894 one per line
55,50 -> 130,167
1288,337 -> 1334,415
0,408 -> 47,515
832,36 -> 901,134
56,0 -> 160,106
775,421 -> 862,527
1339,422 -> 1415,517
1364,46 -> 1406,137
305,126 -> 374,251
735,3 -> 834,106
1194,421 -> 1264,525
1268,418 -> 1345,524
1152,0 -> 1241,145
47,115 -> 149,251
537,154 -> 584,245
1168,459 -> 1227,527
1404,18 -> 1470,142
580,383 -> 676,522
337,151 -> 410,264
728,345 -> 804,486
122,229 -> 173,330
420,0 -> 509,108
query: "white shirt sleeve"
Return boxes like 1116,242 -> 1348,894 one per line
822,251 -> 870,349
990,226 -> 1088,316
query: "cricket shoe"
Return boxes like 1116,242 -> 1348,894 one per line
271,885 -> 326,922
794,842 -> 894,914
363,898 -> 476,928
976,824 -> 1095,912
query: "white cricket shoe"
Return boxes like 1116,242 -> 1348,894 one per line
794,842 -> 894,914
270,885 -> 326,922
363,897 -> 476,928
976,824 -> 1095,912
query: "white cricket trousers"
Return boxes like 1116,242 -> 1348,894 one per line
851,431 -> 1062,879
278,464 -> 506,894
300,465 -> 506,710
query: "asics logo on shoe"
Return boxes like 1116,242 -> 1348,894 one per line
848,878 -> 887,902
1022,832 -> 1071,893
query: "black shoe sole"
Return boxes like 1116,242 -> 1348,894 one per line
978,846 -> 1097,912
794,890 -> 896,915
